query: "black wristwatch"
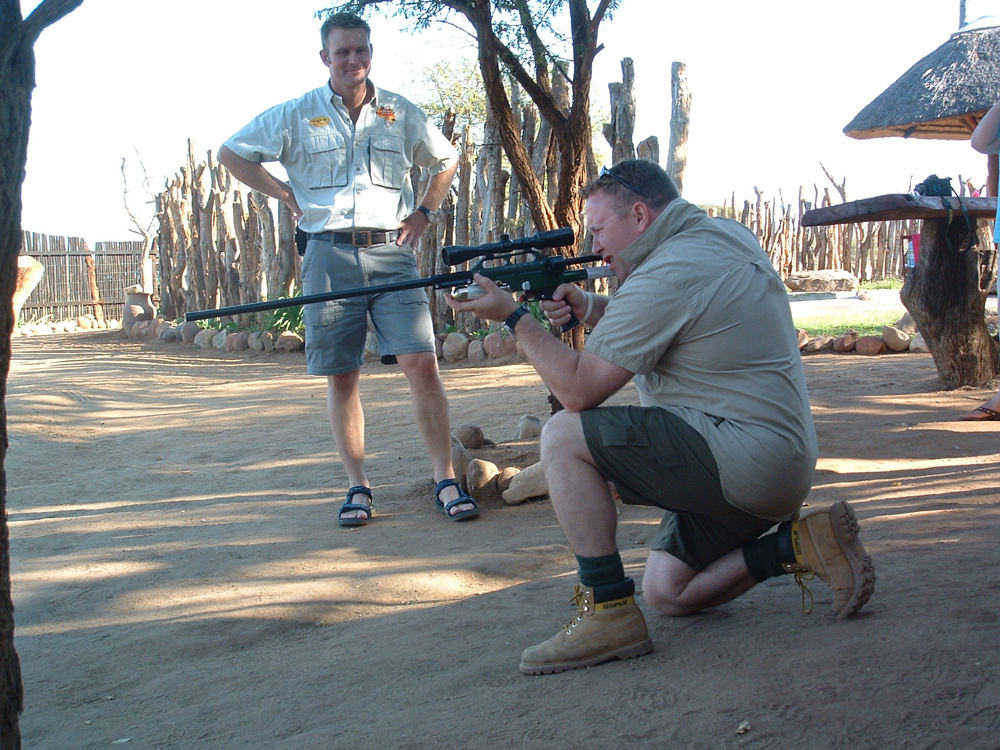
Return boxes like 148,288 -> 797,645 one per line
503,304 -> 531,334
416,206 -> 436,222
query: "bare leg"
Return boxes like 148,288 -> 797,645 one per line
642,549 -> 759,616
539,411 -> 618,557
395,351 -> 473,516
327,369 -> 369,520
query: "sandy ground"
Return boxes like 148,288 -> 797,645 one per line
5,305 -> 1000,749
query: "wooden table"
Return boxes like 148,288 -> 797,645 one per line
802,194 -> 999,389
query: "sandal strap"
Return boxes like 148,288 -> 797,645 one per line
340,486 -> 373,517
434,478 -> 460,497
347,485 -> 373,500
435,478 -> 478,513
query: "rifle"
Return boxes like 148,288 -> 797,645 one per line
184,227 -> 612,332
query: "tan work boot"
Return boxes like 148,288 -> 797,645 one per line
783,500 -> 875,620
519,580 -> 653,675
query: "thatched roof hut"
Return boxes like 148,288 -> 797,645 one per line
844,20 -> 1000,141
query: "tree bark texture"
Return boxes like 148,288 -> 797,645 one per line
1,3 -> 86,746
667,62 -> 691,194
901,218 -> 999,389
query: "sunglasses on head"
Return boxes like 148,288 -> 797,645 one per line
599,166 -> 650,200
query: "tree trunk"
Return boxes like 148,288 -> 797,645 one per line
901,217 -> 999,389
0,43 -> 29,750
1,4 -> 88,745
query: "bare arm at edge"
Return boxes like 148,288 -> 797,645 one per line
218,145 -> 303,221
971,100 -> 1000,155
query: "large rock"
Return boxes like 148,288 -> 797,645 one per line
213,330 -> 229,349
804,336 -> 834,353
909,332 -> 930,353
881,325 -> 911,352
466,459 -> 502,507
894,311 -> 917,334
502,462 -> 548,505
180,321 -> 200,343
467,339 -> 487,363
194,328 -> 220,349
784,269 -> 859,293
833,331 -> 858,353
453,424 -> 486,450
796,329 -> 810,349
225,332 -> 250,352
261,331 -> 276,353
442,332 -> 469,362
513,414 -> 542,440
497,466 -> 520,494
855,335 -> 888,356
13,256 -> 44,322
275,331 -> 304,352
484,330 -> 517,358
451,435 -> 472,492
76,316 -> 94,330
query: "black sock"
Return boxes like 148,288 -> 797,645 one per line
743,531 -> 787,583
576,551 -> 625,588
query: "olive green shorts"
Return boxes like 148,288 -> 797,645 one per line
580,405 -> 775,571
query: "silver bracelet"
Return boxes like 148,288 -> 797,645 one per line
581,293 -> 595,326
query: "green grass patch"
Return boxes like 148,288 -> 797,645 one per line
792,309 -> 903,338
859,278 -> 903,291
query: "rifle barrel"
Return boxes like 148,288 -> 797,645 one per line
184,253 -> 604,322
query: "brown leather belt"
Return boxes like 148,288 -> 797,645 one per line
308,230 -> 399,247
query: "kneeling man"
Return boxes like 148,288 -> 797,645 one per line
447,160 -> 875,675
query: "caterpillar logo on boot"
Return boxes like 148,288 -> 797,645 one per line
596,596 -> 634,612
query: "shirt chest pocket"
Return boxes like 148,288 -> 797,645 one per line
369,134 -> 406,190
303,130 -> 347,189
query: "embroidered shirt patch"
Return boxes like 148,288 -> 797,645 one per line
376,106 -> 396,126
309,116 -> 331,127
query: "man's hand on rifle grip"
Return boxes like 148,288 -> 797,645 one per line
539,283 -> 587,331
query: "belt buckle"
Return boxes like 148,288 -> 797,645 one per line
353,230 -> 372,247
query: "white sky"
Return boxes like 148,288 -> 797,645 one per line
19,0 -> 1000,242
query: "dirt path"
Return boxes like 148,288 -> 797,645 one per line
6,331 -> 1000,749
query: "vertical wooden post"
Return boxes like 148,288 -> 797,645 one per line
667,62 -> 691,193
84,254 -> 105,324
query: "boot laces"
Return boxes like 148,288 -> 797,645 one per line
563,585 -> 591,634
793,570 -> 815,614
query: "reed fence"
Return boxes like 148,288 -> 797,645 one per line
18,232 -> 148,322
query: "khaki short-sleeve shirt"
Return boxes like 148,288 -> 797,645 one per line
586,199 -> 817,520
224,82 -> 457,234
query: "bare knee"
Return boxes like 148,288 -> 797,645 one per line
642,551 -> 703,617
540,410 -> 584,465
642,577 -> 700,617
398,351 -> 441,385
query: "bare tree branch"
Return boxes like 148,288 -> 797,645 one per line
22,0 -> 84,45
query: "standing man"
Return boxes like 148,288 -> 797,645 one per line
219,12 -> 478,526
448,160 -> 876,675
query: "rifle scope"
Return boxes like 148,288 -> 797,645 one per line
442,227 -> 574,267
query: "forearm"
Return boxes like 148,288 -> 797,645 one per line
972,101 -> 1000,154
508,313 -> 631,412
419,163 -> 457,211
218,146 -> 297,207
